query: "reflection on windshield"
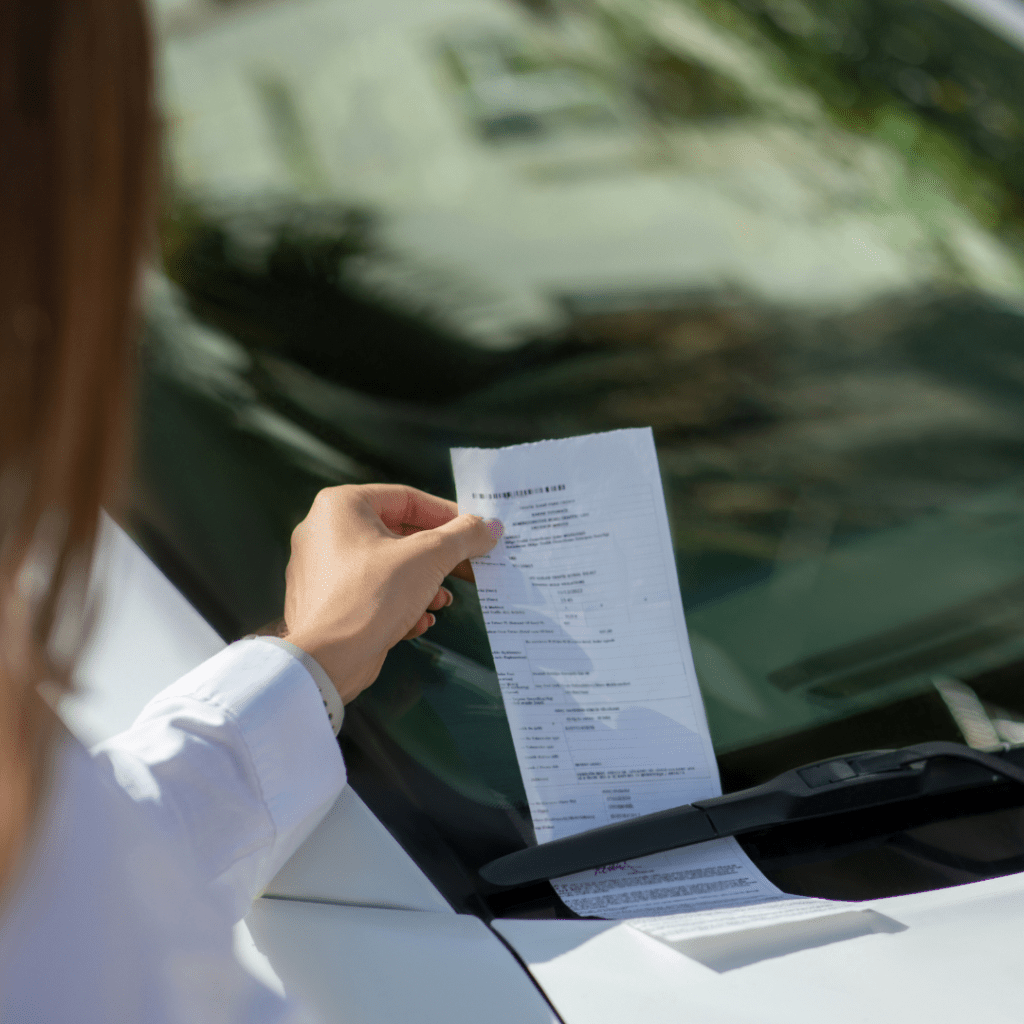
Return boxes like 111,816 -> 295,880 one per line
140,0 -> 1024,897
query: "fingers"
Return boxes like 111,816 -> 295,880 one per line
403,611 -> 434,641
405,587 -> 452,640
427,587 -> 453,612
400,587 -> 452,642
425,514 -> 502,575
344,486 -> 503,576
356,484 -> 460,534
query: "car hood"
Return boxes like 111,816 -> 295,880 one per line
494,869 -> 1024,1024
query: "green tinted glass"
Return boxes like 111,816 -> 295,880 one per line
141,0 -> 1024,902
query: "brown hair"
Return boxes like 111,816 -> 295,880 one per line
0,0 -> 156,894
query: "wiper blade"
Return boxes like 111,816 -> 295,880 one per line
480,741 -> 1024,888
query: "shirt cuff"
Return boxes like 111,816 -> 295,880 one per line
247,636 -> 343,736
106,638 -> 347,919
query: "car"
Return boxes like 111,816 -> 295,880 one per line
65,517 -> 1024,1023
66,0 -> 1024,1019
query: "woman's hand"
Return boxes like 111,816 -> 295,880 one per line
282,484 -> 501,704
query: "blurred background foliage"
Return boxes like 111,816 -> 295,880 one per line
144,0 -> 1024,624
137,0 -> 1024,765
697,0 -> 1024,232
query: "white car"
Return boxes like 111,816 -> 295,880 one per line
73,0 -> 1024,1019
66,504 -> 1024,1023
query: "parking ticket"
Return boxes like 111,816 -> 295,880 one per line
452,428 -> 827,919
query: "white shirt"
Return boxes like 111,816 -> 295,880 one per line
0,638 -> 347,1023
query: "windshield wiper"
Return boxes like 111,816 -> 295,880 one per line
479,741 -> 1024,887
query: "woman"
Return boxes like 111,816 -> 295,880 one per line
0,3 -> 498,1019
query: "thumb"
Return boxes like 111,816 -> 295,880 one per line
423,514 -> 502,572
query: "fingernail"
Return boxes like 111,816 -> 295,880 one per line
441,587 -> 454,607
484,518 -> 504,541
426,613 -> 436,628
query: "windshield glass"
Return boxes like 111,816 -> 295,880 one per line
140,0 -> 1024,910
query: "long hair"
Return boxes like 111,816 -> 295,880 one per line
0,0 -> 156,895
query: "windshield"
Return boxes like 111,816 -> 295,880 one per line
140,0 -> 1024,911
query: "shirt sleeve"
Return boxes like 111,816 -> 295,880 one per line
90,638 -> 347,923
246,635 -> 344,735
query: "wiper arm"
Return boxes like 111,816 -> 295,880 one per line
480,741 -> 1024,888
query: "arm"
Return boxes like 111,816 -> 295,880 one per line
91,638 -> 345,924
91,484 -> 499,922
